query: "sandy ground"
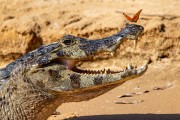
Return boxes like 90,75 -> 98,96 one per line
0,0 -> 180,120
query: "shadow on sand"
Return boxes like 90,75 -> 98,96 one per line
70,114 -> 180,120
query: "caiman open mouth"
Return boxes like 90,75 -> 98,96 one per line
51,51 -> 147,75
71,51 -> 119,74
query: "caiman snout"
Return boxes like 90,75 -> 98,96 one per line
78,24 -> 144,57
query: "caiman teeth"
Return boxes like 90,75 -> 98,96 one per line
72,63 -> 147,75
93,52 -> 115,60
110,52 -> 114,57
128,64 -> 133,70
72,67 -> 120,74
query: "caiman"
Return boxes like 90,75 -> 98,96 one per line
0,23 -> 147,120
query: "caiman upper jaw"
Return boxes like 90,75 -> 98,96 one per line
55,24 -> 144,60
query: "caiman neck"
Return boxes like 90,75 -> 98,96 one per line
0,78 -> 63,120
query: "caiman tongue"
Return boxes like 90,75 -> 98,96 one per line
60,59 -> 80,69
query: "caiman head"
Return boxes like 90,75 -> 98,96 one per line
28,23 -> 147,102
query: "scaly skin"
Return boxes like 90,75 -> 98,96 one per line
0,24 -> 147,120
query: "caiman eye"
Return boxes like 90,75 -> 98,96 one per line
63,39 -> 75,46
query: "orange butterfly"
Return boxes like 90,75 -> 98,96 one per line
123,9 -> 142,22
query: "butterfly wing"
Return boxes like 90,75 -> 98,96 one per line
132,9 -> 142,22
123,13 -> 133,21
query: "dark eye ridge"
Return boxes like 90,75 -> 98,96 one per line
63,39 -> 74,45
